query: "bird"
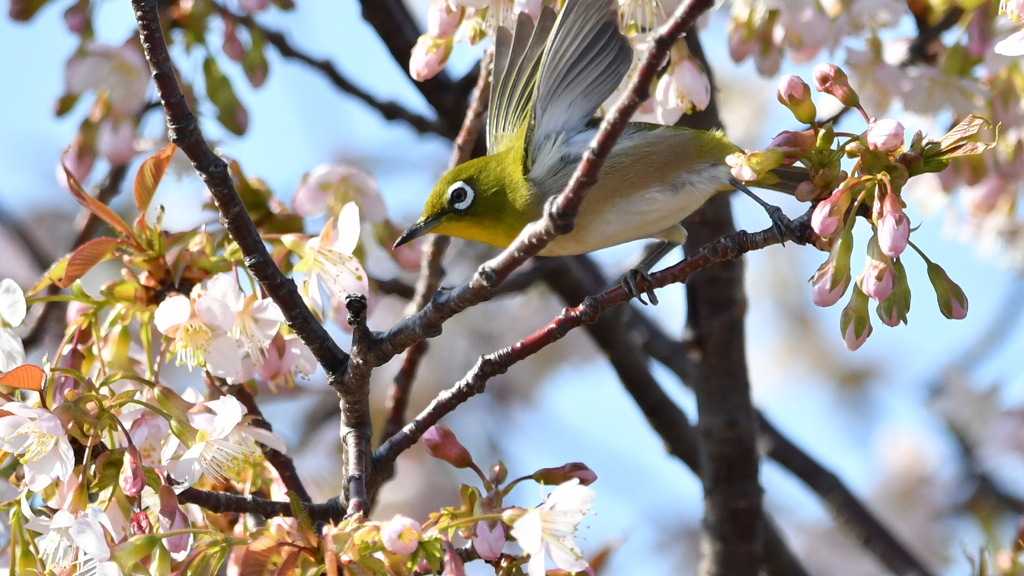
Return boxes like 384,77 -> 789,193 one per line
395,0 -> 802,304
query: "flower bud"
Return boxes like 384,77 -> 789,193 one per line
810,187 -> 852,238
97,115 -> 136,166
120,445 -> 144,497
381,515 -> 422,555
857,238 -> 895,302
428,0 -> 463,39
876,258 -> 911,327
768,129 -> 815,163
812,63 -> 860,107
840,287 -> 873,351
728,23 -> 756,62
442,536 -> 467,575
473,521 -> 505,561
777,75 -> 817,124
130,511 -> 152,536
926,261 -> 968,319
423,425 -> 474,469
810,227 -> 853,307
876,193 -> 910,258
532,462 -> 597,486
865,118 -> 905,153
409,35 -> 452,82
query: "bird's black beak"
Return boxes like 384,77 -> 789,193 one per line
393,214 -> 443,249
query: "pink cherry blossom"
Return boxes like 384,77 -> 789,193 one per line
292,164 -> 385,222
96,115 -> 136,166
381,515 -> 422,555
65,41 -> 150,115
654,57 -> 710,122
257,333 -> 316,390
410,35 -> 452,82
865,118 -> 905,152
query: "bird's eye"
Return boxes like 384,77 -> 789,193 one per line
446,181 -> 475,211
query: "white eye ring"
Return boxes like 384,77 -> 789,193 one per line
447,181 -> 475,211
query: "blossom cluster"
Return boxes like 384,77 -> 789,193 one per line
728,63 -> 991,350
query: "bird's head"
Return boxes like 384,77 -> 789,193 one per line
395,151 -> 538,250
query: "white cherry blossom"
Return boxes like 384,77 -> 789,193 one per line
0,402 -> 74,490
0,278 -> 27,373
510,479 -> 595,576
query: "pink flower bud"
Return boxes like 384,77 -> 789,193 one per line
812,63 -> 860,107
120,445 -> 144,497
840,288 -> 872,351
866,118 -> 905,152
158,485 -> 192,558
441,536 -> 466,575
428,0 -> 463,38
223,21 -> 245,62
533,462 -> 598,486
473,521 -> 505,561
381,515 -> 422,555
810,188 -> 851,238
927,262 -> 968,320
130,511 -> 152,535
857,256 -> 895,302
423,425 -> 474,468
876,194 -> 909,258
811,263 -> 850,307
728,24 -> 756,62
876,299 -> 901,327
96,115 -> 136,166
238,0 -> 271,13
776,75 -> 816,124
768,129 -> 815,162
409,35 -> 451,82
64,3 -> 87,34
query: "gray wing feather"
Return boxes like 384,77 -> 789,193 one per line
528,0 -> 632,170
487,8 -> 557,155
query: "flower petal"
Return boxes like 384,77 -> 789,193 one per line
0,279 -> 27,326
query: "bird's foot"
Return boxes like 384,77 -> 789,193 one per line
621,268 -> 659,306
763,204 -> 805,246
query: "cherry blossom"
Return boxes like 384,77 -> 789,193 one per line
201,274 -> 284,362
292,203 -> 369,322
65,41 -> 150,115
69,506 -> 122,576
510,479 -> 594,576
381,515 -> 422,555
292,164 -> 386,222
171,395 -> 286,490
154,291 -> 238,377
256,333 -> 316,390
0,402 -> 74,490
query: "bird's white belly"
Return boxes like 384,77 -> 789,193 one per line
539,163 -> 731,257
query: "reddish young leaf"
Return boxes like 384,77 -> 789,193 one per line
58,237 -> 122,288
134,143 -> 177,216
0,365 -> 45,391
61,163 -> 139,247
239,534 -> 280,576
275,547 -> 302,576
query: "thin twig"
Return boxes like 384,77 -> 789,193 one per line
212,4 -> 452,138
219,379 -> 313,504
380,52 -> 492,446
177,487 -> 344,521
373,223 -> 785,467
22,164 -> 129,350
131,0 -> 349,386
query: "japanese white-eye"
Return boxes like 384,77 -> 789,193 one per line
397,0 -> 798,269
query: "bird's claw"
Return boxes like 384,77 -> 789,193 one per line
622,269 -> 659,306
764,205 -> 805,246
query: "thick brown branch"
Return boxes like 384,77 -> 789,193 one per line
177,487 -> 344,521
130,0 -> 348,386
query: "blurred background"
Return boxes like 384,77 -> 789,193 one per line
2,1 -> 1022,574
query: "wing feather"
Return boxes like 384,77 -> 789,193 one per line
487,8 -> 557,154
528,0 -> 632,172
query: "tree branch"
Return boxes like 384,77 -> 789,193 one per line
212,4 -> 452,138
339,294 -> 373,516
373,223 -> 786,469
381,51 -> 491,446
130,0 -> 349,386
678,29 -> 761,576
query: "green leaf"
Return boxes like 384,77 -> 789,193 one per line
203,56 -> 249,135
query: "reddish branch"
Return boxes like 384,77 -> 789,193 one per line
130,0 -> 348,386
381,53 -> 492,446
367,0 -> 716,368
211,4 -> 452,138
373,224 -> 784,467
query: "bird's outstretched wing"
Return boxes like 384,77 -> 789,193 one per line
487,7 -> 557,155
527,0 -> 632,174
